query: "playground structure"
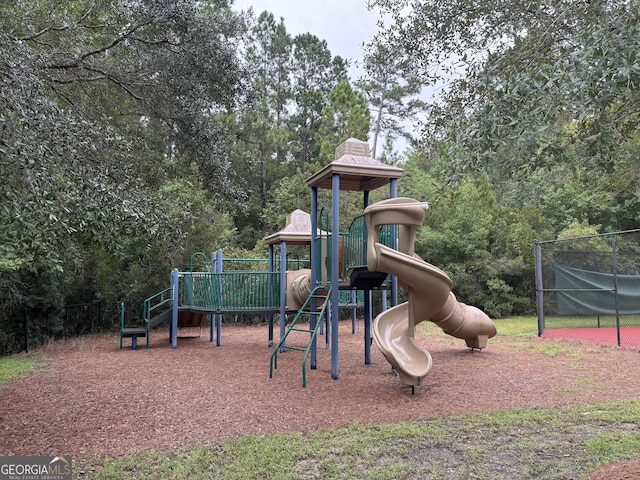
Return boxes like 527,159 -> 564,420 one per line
365,198 -> 497,386
121,138 -> 497,388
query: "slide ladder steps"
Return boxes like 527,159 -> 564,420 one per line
269,286 -> 331,387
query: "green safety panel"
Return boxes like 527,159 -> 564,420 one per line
553,264 -> 640,315
345,214 -> 395,271
181,272 -> 281,311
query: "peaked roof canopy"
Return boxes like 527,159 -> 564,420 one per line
264,209 -> 317,245
306,138 -> 403,191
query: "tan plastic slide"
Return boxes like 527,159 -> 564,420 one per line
364,197 -> 497,386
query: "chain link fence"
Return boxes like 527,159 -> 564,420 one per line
23,301 -> 128,352
534,229 -> 640,347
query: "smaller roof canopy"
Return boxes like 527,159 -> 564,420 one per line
264,209 -> 317,245
306,138 -> 404,191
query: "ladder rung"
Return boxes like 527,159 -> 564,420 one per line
269,285 -> 331,387
291,327 -> 313,333
282,345 -> 306,352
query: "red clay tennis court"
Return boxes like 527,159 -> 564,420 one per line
541,326 -> 640,348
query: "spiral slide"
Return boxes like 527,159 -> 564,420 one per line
364,198 -> 497,387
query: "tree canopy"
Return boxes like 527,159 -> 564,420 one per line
2,0 -> 640,353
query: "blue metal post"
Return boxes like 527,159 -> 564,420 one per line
171,268 -> 179,349
210,251 -> 217,343
364,294 -> 372,364
269,244 -> 275,347
390,179 -> 398,307
351,290 -> 357,334
310,187 -> 318,369
279,241 -> 287,352
215,248 -> 223,346
363,189 -> 372,365
331,173 -> 340,380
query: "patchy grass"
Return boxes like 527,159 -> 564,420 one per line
493,316 -> 540,338
77,401 -> 640,479
0,356 -> 45,387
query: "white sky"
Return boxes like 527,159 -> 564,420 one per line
231,0 -> 380,79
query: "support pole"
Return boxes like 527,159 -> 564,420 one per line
364,292 -> 372,365
279,241 -> 287,352
210,251 -> 217,343
351,290 -> 357,334
389,179 -> 398,307
269,244 -> 275,347
171,268 -> 179,349
215,249 -> 223,346
363,189 -> 372,365
612,234 -> 621,346
534,241 -> 545,337
310,187 -> 318,369
331,173 -> 340,380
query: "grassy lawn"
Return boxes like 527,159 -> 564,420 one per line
77,401 -> 640,479
4,317 -> 640,479
542,314 -> 640,329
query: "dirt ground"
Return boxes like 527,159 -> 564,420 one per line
1,321 -> 640,477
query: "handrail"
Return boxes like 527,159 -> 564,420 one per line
316,206 -> 331,284
269,286 -> 331,387
345,213 -> 396,272
143,287 -> 172,324
300,288 -> 331,387
190,252 -> 209,273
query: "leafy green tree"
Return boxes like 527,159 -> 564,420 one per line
1,0 -> 246,268
370,0 -> 640,318
357,41 -> 426,157
371,0 -> 640,178
227,11 -> 294,247
317,79 -> 371,163
414,174 -> 528,317
0,0 -> 247,353
261,169 -> 314,232
289,33 -> 348,165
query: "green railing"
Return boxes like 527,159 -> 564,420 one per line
339,289 -> 364,306
214,257 -> 310,272
312,211 -> 398,281
345,214 -> 395,271
270,286 -> 331,387
180,271 -> 281,312
190,252 -> 209,273
143,287 -> 172,325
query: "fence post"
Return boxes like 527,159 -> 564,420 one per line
24,307 -> 29,353
612,233 -> 621,346
534,240 -> 545,337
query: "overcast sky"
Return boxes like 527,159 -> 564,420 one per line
231,0 -> 380,78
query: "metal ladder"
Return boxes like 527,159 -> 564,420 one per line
269,286 -> 331,387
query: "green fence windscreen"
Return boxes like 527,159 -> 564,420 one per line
553,264 -> 640,315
